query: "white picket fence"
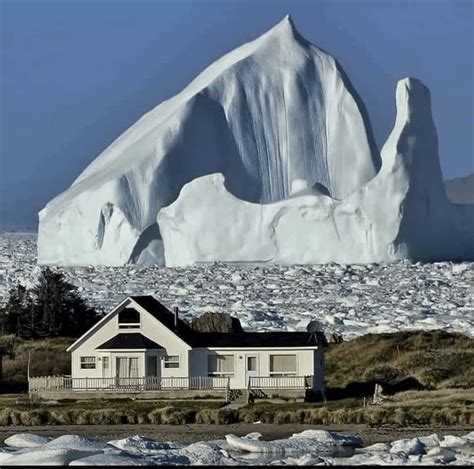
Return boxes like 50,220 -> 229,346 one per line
29,375 -> 230,392
29,375 -> 313,393
249,375 -> 313,390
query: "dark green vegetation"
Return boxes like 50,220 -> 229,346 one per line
0,330 -> 472,426
0,268 -> 99,339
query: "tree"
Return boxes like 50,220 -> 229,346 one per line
0,284 -> 34,337
0,268 -> 99,339
31,268 -> 99,338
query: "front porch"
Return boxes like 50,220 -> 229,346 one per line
28,375 -> 315,401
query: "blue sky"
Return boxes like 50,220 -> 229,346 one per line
1,0 -> 473,228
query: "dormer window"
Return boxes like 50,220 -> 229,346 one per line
118,308 -> 140,329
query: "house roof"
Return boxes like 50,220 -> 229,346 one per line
96,333 -> 164,350
130,295 -> 199,344
130,295 -> 327,349
192,331 -> 327,348
68,295 -> 327,353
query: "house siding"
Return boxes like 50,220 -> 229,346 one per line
189,347 -> 321,390
71,299 -> 191,382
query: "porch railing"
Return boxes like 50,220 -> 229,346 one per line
28,375 -> 230,392
249,375 -> 313,390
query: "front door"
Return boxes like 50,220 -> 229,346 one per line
146,356 -> 158,376
245,355 -> 259,387
145,355 -> 159,390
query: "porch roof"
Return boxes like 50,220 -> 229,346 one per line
96,333 -> 164,350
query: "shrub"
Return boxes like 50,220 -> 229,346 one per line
147,408 -> 163,424
0,409 -> 11,425
196,409 -> 218,424
362,365 -> 403,383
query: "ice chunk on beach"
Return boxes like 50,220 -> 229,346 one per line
4,433 -> 52,448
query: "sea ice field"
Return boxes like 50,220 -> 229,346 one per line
0,232 -> 473,340
0,429 -> 473,465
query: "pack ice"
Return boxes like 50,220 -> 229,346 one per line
37,16 -> 474,266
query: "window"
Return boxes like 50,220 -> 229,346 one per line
164,355 -> 180,369
208,355 -> 234,376
129,357 -> 139,378
269,354 -> 296,376
247,356 -> 257,372
80,356 -> 96,369
118,308 -> 140,329
116,357 -> 139,378
102,356 -> 109,370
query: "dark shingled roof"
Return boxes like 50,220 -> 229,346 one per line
96,333 -> 164,350
130,295 -> 328,349
192,331 -> 327,348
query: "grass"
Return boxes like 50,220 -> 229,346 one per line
0,395 -> 225,426
0,335 -> 72,384
325,330 -> 474,390
0,389 -> 471,427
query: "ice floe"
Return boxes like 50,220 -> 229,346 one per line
1,233 -> 472,341
1,430 -> 473,465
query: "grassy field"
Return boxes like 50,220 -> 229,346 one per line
1,330 -> 473,427
0,335 -> 72,385
0,388 -> 471,427
325,330 -> 474,391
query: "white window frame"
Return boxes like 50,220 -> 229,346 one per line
207,354 -> 235,377
102,356 -> 109,369
80,356 -> 96,369
118,309 -> 141,329
163,355 -> 180,369
269,354 -> 297,376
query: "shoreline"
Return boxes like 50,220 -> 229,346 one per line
1,423 -> 471,447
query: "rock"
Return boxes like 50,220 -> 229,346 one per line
191,312 -> 244,333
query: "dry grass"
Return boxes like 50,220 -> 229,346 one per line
238,388 -> 473,426
1,335 -> 72,384
0,395 -> 224,426
325,330 -> 474,390
0,390 -> 471,427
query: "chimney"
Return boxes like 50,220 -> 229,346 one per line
174,306 -> 179,328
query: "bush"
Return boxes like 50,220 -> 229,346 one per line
362,365 -> 403,383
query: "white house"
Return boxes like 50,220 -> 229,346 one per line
30,296 -> 327,399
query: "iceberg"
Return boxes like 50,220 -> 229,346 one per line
37,17 -> 473,267
37,15 -> 380,266
158,78 -> 474,265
